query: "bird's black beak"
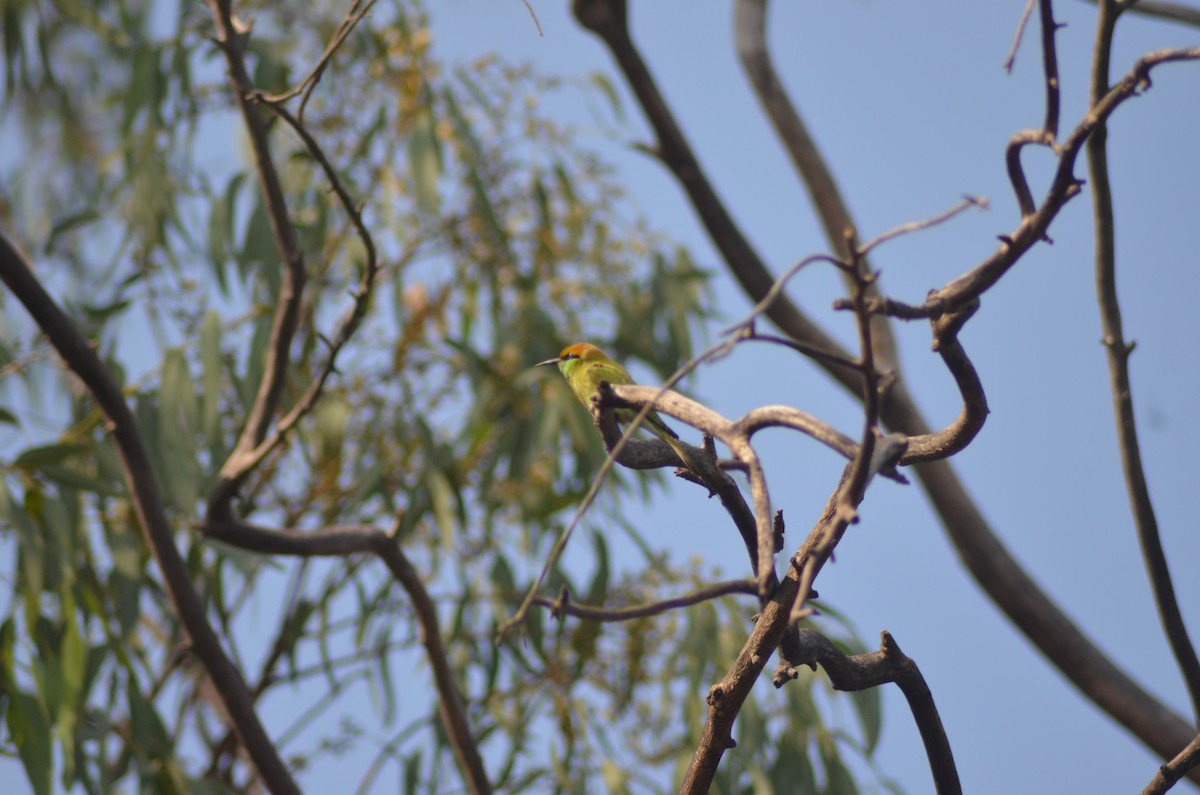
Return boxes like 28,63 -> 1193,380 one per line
535,357 -> 561,368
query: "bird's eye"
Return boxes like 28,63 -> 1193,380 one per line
563,353 -> 578,361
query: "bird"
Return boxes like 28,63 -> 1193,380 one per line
537,342 -> 699,474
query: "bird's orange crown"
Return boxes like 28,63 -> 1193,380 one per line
557,342 -> 607,362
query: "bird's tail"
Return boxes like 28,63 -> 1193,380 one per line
650,422 -> 704,477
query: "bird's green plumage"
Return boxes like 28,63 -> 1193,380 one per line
539,342 -> 697,472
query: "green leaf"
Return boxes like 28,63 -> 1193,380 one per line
583,529 -> 609,605
407,106 -> 443,214
199,310 -> 223,443
13,442 -> 88,469
157,347 -> 201,510
588,72 -> 624,123
7,691 -> 52,795
442,88 -> 514,264
0,484 -> 44,615
207,174 -> 244,295
426,469 -> 456,551
127,684 -> 172,759
45,208 -> 100,254
849,685 -> 882,757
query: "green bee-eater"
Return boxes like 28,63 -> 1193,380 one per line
538,342 -> 698,473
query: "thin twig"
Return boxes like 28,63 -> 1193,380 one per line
858,196 -> 987,256
253,0 -> 377,109
1087,0 -> 1200,723
521,0 -> 544,36
885,45 -> 1200,321
1140,733 -> 1200,795
534,579 -> 757,622
1005,0 -> 1039,72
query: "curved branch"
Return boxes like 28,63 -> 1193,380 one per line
785,629 -> 961,795
534,579 -> 758,622
1005,129 -> 1056,219
208,97 -> 381,498
592,405 -> 766,582
199,513 -> 493,794
901,301 -> 989,464
609,383 -> 905,483
1087,1 -> 1200,722
0,233 -> 302,795
374,540 -> 494,795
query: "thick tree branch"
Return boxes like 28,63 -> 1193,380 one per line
0,233 -> 302,795
1087,0 -> 1200,722
1080,0 -> 1200,28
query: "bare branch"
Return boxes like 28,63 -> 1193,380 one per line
890,45 -> 1200,320
253,0 -> 378,117
533,579 -> 758,622
207,98 -> 381,495
375,537 -> 494,795
200,512 -> 493,794
784,630 -> 962,795
858,196 -> 988,256
1039,0 -> 1063,138
679,449 -> 906,795
1086,0 -> 1200,722
1005,128 -> 1057,219
900,301 -> 990,464
1005,0 -> 1039,72
207,0 -> 308,490
0,233 -> 302,795
1140,733 -> 1200,795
